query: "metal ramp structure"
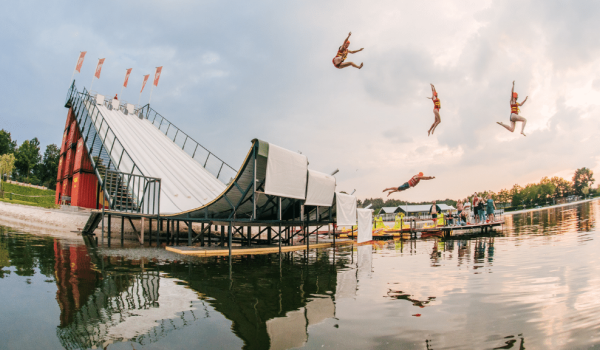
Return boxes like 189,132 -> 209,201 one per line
64,82 -> 340,251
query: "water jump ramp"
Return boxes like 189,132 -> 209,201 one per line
64,82 -> 347,248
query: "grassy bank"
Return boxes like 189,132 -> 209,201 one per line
1,182 -> 58,209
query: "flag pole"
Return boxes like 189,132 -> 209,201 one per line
149,85 -> 155,105
90,77 -> 95,94
69,51 -> 82,86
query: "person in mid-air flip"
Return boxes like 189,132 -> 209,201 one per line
332,32 -> 364,69
382,172 -> 435,197
426,84 -> 441,136
497,81 -> 528,136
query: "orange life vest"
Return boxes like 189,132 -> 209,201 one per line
433,98 -> 441,109
408,175 -> 421,187
511,103 -> 519,114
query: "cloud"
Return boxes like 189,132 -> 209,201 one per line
0,0 -> 598,202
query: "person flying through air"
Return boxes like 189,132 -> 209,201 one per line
497,81 -> 528,136
382,172 -> 436,197
426,84 -> 441,136
332,32 -> 364,70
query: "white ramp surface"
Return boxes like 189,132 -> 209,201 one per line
95,105 -> 226,214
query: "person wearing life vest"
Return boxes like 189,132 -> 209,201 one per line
114,94 -> 118,100
497,81 -> 528,136
332,32 -> 364,70
426,84 -> 441,136
382,172 -> 436,197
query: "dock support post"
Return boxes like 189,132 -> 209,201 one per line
148,218 -> 152,247
247,226 -> 251,247
156,217 -> 160,247
333,224 -> 336,246
220,226 -> 225,247
267,227 -> 272,245
177,221 -> 180,246
107,215 -> 112,247
187,221 -> 192,246
166,220 -> 170,246
201,223 -> 205,247
278,197 -> 282,255
228,221 -> 232,256
120,216 -> 124,247
141,217 -> 145,245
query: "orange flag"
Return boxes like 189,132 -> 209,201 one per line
94,58 -> 105,79
153,66 -> 163,87
75,52 -> 87,73
123,68 -> 132,87
141,74 -> 150,93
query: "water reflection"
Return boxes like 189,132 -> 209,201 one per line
1,201 -> 600,349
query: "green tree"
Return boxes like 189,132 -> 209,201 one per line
14,138 -> 41,182
35,144 -> 60,188
0,153 -> 16,191
0,130 -> 16,156
550,176 -> 572,198
510,184 -> 524,207
573,167 -> 594,197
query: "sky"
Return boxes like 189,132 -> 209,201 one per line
1,0 -> 599,202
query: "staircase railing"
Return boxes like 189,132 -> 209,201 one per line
65,81 -> 162,215
104,170 -> 161,215
137,104 -> 238,185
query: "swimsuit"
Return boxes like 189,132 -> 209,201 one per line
332,47 -> 348,68
433,97 -> 441,111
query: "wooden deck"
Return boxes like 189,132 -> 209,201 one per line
166,239 -> 354,257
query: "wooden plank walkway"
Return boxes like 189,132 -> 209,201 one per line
166,239 -> 354,257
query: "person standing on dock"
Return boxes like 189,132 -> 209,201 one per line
497,81 -> 528,136
462,198 -> 472,224
477,196 -> 486,223
472,194 -> 480,223
427,84 -> 441,136
382,172 -> 436,197
332,32 -> 364,70
429,200 -> 442,227
486,194 -> 497,222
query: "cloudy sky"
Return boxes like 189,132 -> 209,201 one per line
1,0 -> 599,202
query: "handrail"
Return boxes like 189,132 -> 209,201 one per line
103,169 -> 161,215
136,104 -> 238,185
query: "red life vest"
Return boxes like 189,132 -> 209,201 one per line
511,103 -> 519,114
408,175 -> 421,187
433,98 -> 441,109
336,47 -> 348,62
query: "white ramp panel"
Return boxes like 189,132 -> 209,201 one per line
304,169 -> 336,207
357,208 -> 373,243
335,192 -> 357,226
264,143 -> 308,200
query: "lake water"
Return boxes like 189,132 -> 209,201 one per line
1,200 -> 600,349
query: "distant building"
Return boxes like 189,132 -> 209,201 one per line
378,204 -> 456,221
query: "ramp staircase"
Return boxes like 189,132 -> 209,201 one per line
65,82 -> 162,233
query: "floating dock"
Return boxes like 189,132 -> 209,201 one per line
166,238 -> 354,257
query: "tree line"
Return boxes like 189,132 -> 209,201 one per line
359,168 -> 595,212
0,129 -> 60,190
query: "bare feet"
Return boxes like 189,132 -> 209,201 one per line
521,132 -> 526,136
496,122 -> 502,126
359,63 -> 363,69
387,192 -> 392,197
428,130 -> 431,136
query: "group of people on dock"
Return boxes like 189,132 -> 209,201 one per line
447,193 -> 497,226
